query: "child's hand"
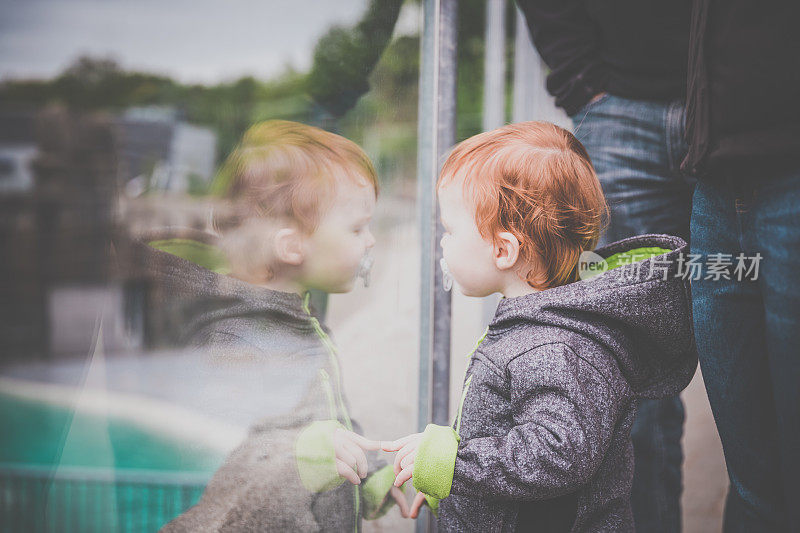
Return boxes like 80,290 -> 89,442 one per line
409,491 -> 427,518
390,486 -> 411,518
334,427 -> 380,484
381,432 -> 424,487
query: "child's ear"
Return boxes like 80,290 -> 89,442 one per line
274,227 -> 305,266
494,232 -> 521,270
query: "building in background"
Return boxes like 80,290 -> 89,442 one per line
117,106 -> 217,196
0,106 -> 217,362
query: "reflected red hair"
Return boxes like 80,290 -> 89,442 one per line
218,120 -> 378,232
438,121 -> 608,290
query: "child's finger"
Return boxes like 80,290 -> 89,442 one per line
381,434 -> 415,452
392,448 -> 403,475
393,441 -> 416,475
400,450 -> 416,471
391,445 -> 403,474
336,458 -> 361,485
341,439 -> 369,479
394,464 -> 413,487
409,492 -> 427,519
335,447 -> 359,476
390,486 -> 410,518
347,432 -> 381,451
393,442 -> 416,476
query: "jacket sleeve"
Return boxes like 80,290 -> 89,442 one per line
413,343 -> 622,502
308,0 -> 404,117
295,419 -> 348,492
515,0 -> 608,114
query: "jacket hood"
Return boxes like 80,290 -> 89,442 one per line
489,234 -> 698,398
129,232 -> 318,345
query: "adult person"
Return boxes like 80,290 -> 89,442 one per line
682,2 -> 800,531
515,2 -> 693,531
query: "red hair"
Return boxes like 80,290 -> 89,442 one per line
217,120 -> 378,232
438,121 -> 608,290
211,120 -> 378,284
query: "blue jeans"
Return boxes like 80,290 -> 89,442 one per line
572,94 -> 695,533
691,172 -> 800,532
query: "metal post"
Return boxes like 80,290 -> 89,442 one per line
483,0 -> 506,132
512,4 -> 541,123
512,6 -> 571,127
481,0 -> 507,327
417,0 -> 457,530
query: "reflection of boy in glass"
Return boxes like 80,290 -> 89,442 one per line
158,121 -> 407,531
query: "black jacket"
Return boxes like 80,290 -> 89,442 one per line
682,1 -> 800,179
516,0 -> 690,115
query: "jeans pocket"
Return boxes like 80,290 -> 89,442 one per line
571,92 -> 612,125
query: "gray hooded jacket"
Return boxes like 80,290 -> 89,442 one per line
124,239 -> 394,532
415,234 -> 698,532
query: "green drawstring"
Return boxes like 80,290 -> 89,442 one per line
452,328 -> 489,436
302,292 -> 359,532
455,375 -> 473,436
302,293 -> 352,430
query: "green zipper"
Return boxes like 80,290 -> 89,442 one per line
302,292 -> 359,532
318,369 -> 338,420
302,293 -> 352,430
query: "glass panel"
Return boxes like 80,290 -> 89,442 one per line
0,1 -> 424,530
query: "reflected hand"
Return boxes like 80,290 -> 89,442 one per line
390,486 -> 410,518
334,428 -> 380,484
409,491 -> 427,519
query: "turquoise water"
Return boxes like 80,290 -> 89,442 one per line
0,391 -> 225,532
0,392 -> 223,472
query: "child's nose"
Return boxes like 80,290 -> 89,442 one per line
366,230 -> 376,249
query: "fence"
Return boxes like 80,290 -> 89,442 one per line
0,463 -> 208,533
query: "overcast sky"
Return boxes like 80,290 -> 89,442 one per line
0,0 -> 394,84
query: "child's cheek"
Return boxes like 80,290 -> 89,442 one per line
322,229 -> 362,276
335,234 -> 361,271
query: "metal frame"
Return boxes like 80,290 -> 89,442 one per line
480,0 -> 507,327
417,0 -> 458,433
415,3 -> 562,531
416,0 -> 458,529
